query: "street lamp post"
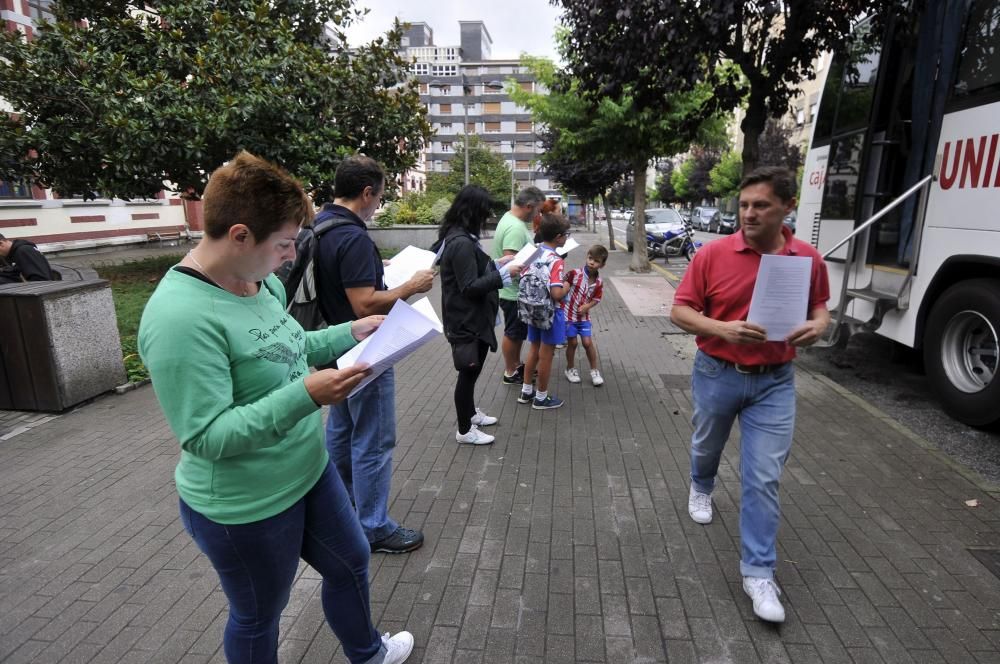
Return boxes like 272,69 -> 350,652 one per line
510,140 -> 516,208
461,74 -> 470,186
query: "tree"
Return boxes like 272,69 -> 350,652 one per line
536,126 -> 629,249
557,0 -> 900,175
654,161 -> 676,204
606,179 -> 635,209
0,0 -> 431,200
512,54 -> 726,272
424,135 -> 513,205
708,150 -> 743,200
758,119 -> 804,174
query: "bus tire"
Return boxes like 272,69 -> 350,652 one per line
923,278 -> 1000,428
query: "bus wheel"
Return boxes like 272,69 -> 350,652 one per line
923,278 -> 1000,427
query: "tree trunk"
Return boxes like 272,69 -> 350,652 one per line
601,193 -> 614,250
629,160 -> 650,273
740,90 -> 767,176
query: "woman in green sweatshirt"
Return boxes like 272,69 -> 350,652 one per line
138,152 -> 414,664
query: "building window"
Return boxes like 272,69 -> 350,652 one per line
440,103 -> 452,114
419,83 -> 428,94
485,122 -> 502,132
466,122 -> 476,132
519,81 -> 533,92
516,121 -> 533,132
411,63 -> 430,76
28,0 -> 54,21
436,85 -> 452,95
484,102 -> 501,114
809,103 -> 818,123
439,122 -> 452,132
516,160 -> 531,170
441,142 -> 452,152
516,140 -> 534,151
795,108 -> 805,126
484,84 -> 504,95
0,178 -> 31,199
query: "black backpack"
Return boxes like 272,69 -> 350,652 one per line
276,209 -> 352,331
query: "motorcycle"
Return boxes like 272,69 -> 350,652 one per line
646,219 -> 702,262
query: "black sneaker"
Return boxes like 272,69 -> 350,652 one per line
502,363 -> 525,385
371,527 -> 424,554
517,389 -> 536,404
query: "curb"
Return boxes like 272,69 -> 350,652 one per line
114,378 -> 151,394
612,239 -> 684,284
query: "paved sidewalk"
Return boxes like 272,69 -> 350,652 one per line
2,229 -> 1000,663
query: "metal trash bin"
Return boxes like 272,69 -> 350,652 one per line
0,279 -> 126,411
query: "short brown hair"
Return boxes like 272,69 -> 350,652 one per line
202,151 -> 313,241
588,244 -> 609,265
739,166 -> 797,203
539,212 -> 569,242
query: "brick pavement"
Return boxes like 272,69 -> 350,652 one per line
2,229 -> 1000,663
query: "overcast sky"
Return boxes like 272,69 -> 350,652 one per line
344,0 -> 564,62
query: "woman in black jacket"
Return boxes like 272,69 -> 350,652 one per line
432,186 -> 522,445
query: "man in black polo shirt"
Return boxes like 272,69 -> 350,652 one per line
316,156 -> 435,553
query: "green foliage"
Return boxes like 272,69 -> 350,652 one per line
708,151 -> 743,199
423,135 -> 513,204
671,148 -> 720,204
97,253 -> 186,382
376,191 -> 452,227
0,0 -> 431,201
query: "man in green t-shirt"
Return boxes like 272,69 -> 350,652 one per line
490,186 -> 546,384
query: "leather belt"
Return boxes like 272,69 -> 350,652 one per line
711,356 -> 788,375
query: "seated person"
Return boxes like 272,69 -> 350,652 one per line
0,233 -> 55,284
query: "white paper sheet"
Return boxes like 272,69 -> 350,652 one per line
747,255 -> 812,341
337,297 -> 443,396
382,245 -> 437,290
556,236 -> 580,256
509,242 -> 542,267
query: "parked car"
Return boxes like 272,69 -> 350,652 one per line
783,211 -> 797,234
625,208 -> 685,252
692,206 -> 721,232
718,212 -> 738,234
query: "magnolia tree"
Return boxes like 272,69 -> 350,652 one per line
0,0 -> 432,200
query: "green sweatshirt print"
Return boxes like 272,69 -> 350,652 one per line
137,269 -> 359,524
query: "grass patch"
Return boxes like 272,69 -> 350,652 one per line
98,254 -> 185,383
100,248 -> 401,383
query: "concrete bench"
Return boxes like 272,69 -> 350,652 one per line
146,230 -> 186,246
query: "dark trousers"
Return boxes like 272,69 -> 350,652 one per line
178,463 -> 382,664
454,340 -> 490,434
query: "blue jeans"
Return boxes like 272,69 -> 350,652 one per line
178,463 -> 387,664
326,368 -> 398,543
689,350 -> 796,579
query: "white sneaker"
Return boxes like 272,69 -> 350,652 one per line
743,577 -> 785,623
565,368 -> 581,383
381,631 -> 415,663
456,425 -> 495,445
688,485 -> 713,524
590,369 -> 604,386
471,408 -> 498,427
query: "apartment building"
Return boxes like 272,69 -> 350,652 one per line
402,21 -> 556,198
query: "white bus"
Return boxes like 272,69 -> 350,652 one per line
798,1 -> 1000,427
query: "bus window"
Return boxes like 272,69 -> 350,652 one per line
812,57 -> 844,146
952,0 -> 1000,103
812,20 -> 880,147
832,38 -> 881,135
821,131 -> 866,220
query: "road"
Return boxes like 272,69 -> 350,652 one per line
596,217 -> 1000,487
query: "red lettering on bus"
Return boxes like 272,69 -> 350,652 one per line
984,134 -> 999,187
960,136 -> 988,188
940,140 -> 961,190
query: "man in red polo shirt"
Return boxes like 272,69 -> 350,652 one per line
671,166 -> 830,623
